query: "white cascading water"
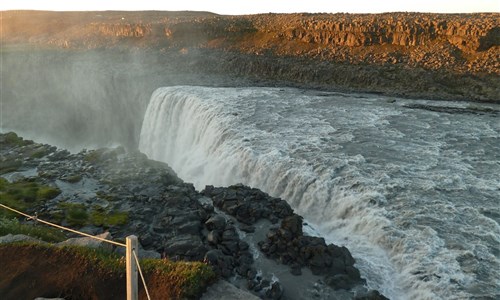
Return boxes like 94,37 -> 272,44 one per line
139,86 -> 500,300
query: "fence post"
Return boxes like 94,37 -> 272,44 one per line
126,235 -> 139,300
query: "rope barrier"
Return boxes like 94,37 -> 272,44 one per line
0,203 -> 126,247
0,203 -> 156,299
133,249 -> 152,300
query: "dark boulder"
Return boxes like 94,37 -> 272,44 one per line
259,214 -> 364,289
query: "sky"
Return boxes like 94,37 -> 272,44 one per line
0,0 -> 498,14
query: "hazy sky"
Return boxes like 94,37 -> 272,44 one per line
0,0 -> 498,14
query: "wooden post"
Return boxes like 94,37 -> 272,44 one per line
126,235 -> 138,300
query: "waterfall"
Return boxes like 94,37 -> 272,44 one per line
139,86 -> 500,300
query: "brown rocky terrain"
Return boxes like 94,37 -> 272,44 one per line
1,10 -> 499,101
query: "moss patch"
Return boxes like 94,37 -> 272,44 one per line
96,190 -> 118,201
58,203 -> 88,227
2,132 -> 32,147
56,203 -> 129,228
29,149 -> 48,159
0,178 -> 61,218
90,206 -> 129,227
0,217 -> 66,242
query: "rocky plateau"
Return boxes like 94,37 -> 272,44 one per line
1,10 -> 499,102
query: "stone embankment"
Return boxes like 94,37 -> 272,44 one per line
1,11 -> 499,101
0,132 -> 387,299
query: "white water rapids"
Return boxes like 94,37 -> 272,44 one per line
139,86 -> 500,300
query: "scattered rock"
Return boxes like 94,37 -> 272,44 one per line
0,234 -> 45,244
0,133 -> 386,299
57,232 -> 114,252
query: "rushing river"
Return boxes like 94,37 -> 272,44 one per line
139,86 -> 500,300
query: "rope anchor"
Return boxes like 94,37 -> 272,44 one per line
26,212 -> 38,224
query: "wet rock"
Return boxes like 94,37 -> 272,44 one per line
163,234 -> 207,260
259,215 -> 363,289
205,215 -> 226,231
204,249 -> 235,278
207,230 -> 221,244
290,263 -> 302,276
239,224 -> 256,233
0,132 -> 387,299
204,184 -> 294,225
355,290 -> 390,300
265,281 -> 284,300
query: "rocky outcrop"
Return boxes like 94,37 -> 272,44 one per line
0,132 -> 388,299
258,215 -> 362,289
2,11 -> 499,102
262,13 -> 498,51
2,11 -> 498,74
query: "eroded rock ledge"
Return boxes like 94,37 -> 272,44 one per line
0,132 -> 387,299
2,11 -> 499,102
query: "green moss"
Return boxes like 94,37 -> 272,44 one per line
48,210 -> 65,223
36,186 -> 61,200
84,149 -> 105,163
0,217 -> 66,242
3,132 -> 23,146
90,208 -> 129,227
58,203 -> 89,227
30,149 -> 47,159
96,191 -> 118,201
0,178 -> 61,218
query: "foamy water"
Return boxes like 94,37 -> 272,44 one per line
139,86 -> 500,299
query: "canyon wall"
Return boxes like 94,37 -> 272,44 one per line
1,11 -> 499,101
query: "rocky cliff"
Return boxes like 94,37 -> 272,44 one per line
1,11 -> 499,101
0,132 -> 387,299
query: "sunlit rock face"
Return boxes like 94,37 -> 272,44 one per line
2,11 -> 499,104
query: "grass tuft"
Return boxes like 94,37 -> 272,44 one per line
0,178 -> 61,218
0,242 -> 217,298
90,208 -> 129,227
0,217 -> 66,242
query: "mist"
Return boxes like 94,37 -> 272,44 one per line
1,47 -> 250,152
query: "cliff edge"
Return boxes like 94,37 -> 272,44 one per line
1,11 -> 499,101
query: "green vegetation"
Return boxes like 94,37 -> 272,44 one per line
0,217 -> 66,242
0,242 -> 217,298
30,149 -> 48,159
58,203 -> 88,227
96,191 -> 118,201
90,206 -> 129,227
57,203 -> 129,228
84,149 -> 106,163
2,132 -> 29,147
141,259 -> 217,298
0,178 -> 61,217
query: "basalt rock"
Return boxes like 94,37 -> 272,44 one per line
259,214 -> 362,289
203,184 -> 294,224
0,132 -> 387,299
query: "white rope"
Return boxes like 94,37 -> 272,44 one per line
133,249 -> 152,300
0,203 -> 126,247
